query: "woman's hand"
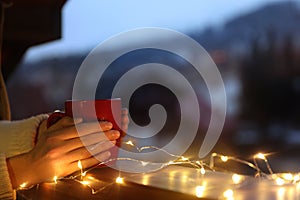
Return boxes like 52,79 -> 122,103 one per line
6,117 -> 120,189
121,108 -> 129,135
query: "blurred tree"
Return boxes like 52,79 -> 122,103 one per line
239,30 -> 300,147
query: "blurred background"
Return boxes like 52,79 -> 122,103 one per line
3,0 -> 300,174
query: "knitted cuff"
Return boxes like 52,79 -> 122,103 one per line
0,114 -> 48,158
0,153 -> 15,200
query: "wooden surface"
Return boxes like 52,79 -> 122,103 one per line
17,166 -> 206,200
17,165 -> 300,200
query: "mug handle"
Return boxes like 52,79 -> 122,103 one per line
47,111 -> 66,128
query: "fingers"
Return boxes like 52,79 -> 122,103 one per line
76,121 -> 113,134
63,130 -> 120,151
104,130 -> 120,140
39,120 -> 47,134
69,151 -> 111,171
121,108 -> 129,133
122,108 -> 129,124
50,121 -> 113,140
37,120 -> 48,141
81,130 -> 120,145
88,140 -> 116,154
65,141 -> 115,163
122,108 -> 128,115
48,117 -> 82,131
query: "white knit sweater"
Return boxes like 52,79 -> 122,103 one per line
0,114 -> 48,200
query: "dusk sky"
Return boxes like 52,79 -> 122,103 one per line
25,0 -> 294,61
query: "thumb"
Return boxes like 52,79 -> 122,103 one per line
35,120 -> 47,143
48,117 -> 83,131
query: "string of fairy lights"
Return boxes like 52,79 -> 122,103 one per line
17,140 -> 300,197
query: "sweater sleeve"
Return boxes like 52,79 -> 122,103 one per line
0,114 -> 48,158
0,114 -> 48,200
0,154 -> 15,200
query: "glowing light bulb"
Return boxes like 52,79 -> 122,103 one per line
168,160 -> 175,165
223,189 -> 234,199
80,181 -> 90,186
255,153 -> 266,160
78,160 -> 82,169
232,174 -> 243,184
221,156 -> 228,162
141,161 -> 149,166
82,171 -> 87,177
294,174 -> 300,182
78,160 -> 85,179
116,176 -> 124,184
87,176 -> 95,180
53,176 -> 58,184
282,173 -> 293,181
276,177 -> 285,186
125,140 -> 134,146
19,182 -> 27,189
181,156 -> 189,161
200,167 -> 206,175
195,185 -> 205,198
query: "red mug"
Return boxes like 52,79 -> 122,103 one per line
47,98 -> 123,166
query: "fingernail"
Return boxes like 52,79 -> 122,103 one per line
103,121 -> 113,128
73,118 -> 83,124
111,140 -> 116,145
112,131 -> 120,138
105,151 -> 111,158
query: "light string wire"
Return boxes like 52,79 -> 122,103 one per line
17,140 -> 300,195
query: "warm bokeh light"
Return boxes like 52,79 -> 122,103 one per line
200,167 -> 206,175
168,160 -> 175,165
82,171 -> 87,177
80,181 -> 90,186
53,176 -> 58,184
255,153 -> 266,160
77,160 -> 82,169
223,189 -> 234,199
142,175 -> 149,185
277,188 -> 286,200
221,156 -> 228,162
282,173 -> 294,181
141,161 -> 149,166
294,175 -> 300,182
195,185 -> 205,198
181,175 -> 188,183
125,140 -> 134,146
180,156 -> 189,161
276,177 -> 285,186
87,176 -> 95,180
232,174 -> 242,184
19,182 -> 27,189
115,176 -> 124,184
